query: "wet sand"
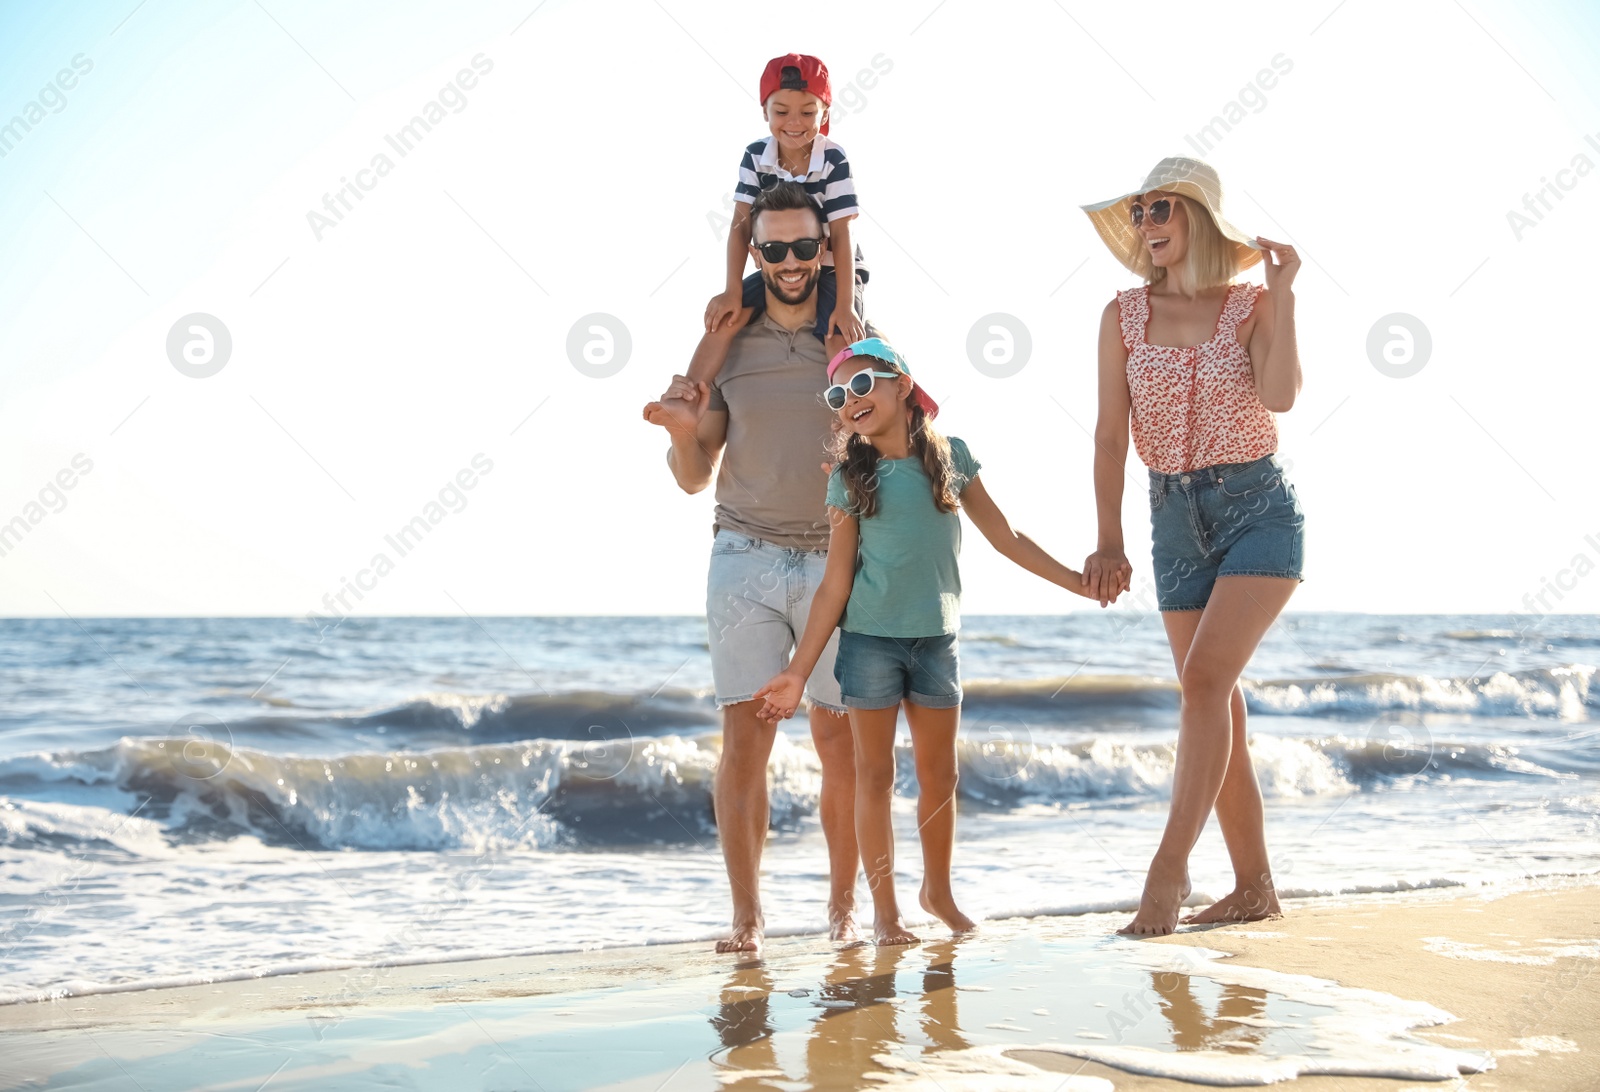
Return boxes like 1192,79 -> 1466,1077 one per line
1022,879 -> 1600,1091
1,879 -> 1595,1090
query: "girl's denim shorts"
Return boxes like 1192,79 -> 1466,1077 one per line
834,630 -> 962,710
1148,454 -> 1305,612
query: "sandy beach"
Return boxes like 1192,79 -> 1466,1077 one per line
3,877 -> 1595,1090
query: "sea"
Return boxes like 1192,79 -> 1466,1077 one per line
1,613 -> 1596,1006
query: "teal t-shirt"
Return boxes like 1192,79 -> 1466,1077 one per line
825,436 -> 981,638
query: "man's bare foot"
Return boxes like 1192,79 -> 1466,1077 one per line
1118,861 -> 1192,937
716,919 -> 764,954
874,917 -> 919,947
1182,884 -> 1282,925
829,906 -> 863,945
919,885 -> 978,934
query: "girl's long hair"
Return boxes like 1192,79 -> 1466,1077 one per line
832,368 -> 958,519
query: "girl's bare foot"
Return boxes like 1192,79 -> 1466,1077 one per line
830,906 -> 863,945
919,885 -> 978,934
874,917 -> 920,947
1182,883 -> 1282,925
717,917 -> 764,954
1118,861 -> 1192,937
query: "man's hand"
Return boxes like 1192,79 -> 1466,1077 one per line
705,290 -> 742,333
753,671 -> 805,721
642,377 -> 711,436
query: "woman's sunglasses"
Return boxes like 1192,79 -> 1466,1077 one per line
824,368 -> 899,411
1129,198 -> 1174,228
754,237 -> 823,263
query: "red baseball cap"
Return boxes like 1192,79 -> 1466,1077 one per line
759,54 -> 831,135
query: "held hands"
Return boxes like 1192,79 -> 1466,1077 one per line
1083,549 -> 1133,608
641,375 -> 711,435
753,671 -> 805,722
1255,237 -> 1301,294
705,290 -> 741,333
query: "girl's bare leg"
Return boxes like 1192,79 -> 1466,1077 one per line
902,701 -> 977,933
1160,612 -> 1282,925
851,704 -> 917,946
808,705 -> 862,942
1121,576 -> 1298,936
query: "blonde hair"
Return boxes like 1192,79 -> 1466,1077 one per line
1131,194 -> 1238,290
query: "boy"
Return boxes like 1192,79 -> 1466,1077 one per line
688,53 -> 869,391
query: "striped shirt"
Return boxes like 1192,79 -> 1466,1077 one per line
734,136 -> 860,270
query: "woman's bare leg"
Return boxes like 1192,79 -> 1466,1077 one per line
902,701 -> 977,933
851,704 -> 917,946
1121,576 -> 1298,936
1160,611 -> 1281,925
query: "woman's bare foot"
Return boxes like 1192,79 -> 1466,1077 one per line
874,917 -> 920,947
919,885 -> 978,934
1182,883 -> 1282,925
716,917 -> 764,954
1118,860 -> 1192,937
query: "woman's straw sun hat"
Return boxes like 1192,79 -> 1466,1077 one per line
1081,157 -> 1263,275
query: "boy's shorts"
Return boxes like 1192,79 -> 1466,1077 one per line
740,245 -> 868,342
834,630 -> 961,710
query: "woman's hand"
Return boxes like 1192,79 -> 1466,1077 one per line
1255,237 -> 1301,294
753,672 -> 805,721
1083,548 -> 1132,608
705,290 -> 742,333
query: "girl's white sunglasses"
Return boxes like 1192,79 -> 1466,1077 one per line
824,368 -> 899,411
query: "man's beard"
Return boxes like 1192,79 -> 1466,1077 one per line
761,264 -> 822,306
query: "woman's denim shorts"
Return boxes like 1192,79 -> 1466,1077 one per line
834,630 -> 962,710
1148,454 -> 1305,612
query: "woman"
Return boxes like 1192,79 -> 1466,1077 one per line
1080,157 -> 1305,935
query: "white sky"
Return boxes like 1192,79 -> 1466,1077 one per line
2,0 -> 1598,618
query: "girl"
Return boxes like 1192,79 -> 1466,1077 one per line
1079,157 -> 1306,936
754,337 -> 1095,946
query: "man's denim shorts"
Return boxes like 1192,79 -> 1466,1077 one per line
706,529 -> 845,712
1148,454 -> 1306,612
834,630 -> 962,710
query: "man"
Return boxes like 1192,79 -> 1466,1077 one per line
643,180 -> 859,953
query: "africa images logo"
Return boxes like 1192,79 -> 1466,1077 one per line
0,54 -> 93,159
305,54 -> 495,241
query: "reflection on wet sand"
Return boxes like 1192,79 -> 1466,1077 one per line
805,945 -> 910,1086
710,962 -> 778,1056
1149,969 -> 1271,1052
917,940 -> 972,1054
704,932 -> 1362,1089
711,939 -> 975,1088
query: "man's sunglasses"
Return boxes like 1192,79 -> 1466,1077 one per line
824,368 -> 899,411
754,237 -> 824,263
1130,198 -> 1174,228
